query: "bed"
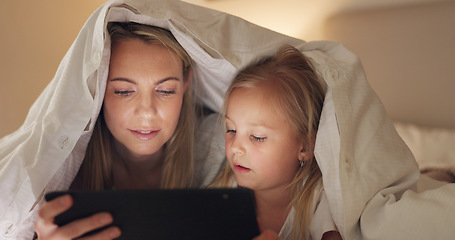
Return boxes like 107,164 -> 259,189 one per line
321,1 -> 455,183
394,122 -> 455,183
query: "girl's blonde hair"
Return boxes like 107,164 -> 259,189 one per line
212,45 -> 325,239
78,22 -> 195,190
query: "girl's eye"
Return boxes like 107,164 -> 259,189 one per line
226,129 -> 236,134
114,90 -> 133,96
250,135 -> 266,142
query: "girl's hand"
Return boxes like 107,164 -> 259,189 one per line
252,229 -> 282,240
34,194 -> 121,239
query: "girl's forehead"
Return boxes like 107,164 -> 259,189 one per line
231,81 -> 275,96
229,85 -> 286,118
231,82 -> 279,104
226,85 -> 297,137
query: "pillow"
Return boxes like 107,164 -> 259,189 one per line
394,122 -> 455,182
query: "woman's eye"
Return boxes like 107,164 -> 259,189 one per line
251,135 -> 266,142
157,89 -> 176,96
159,90 -> 176,96
162,90 -> 176,95
114,90 -> 133,96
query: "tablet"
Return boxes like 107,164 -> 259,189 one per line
45,188 -> 259,240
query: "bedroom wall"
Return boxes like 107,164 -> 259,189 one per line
322,1 -> 455,128
1,0 -> 454,138
0,0 -> 105,138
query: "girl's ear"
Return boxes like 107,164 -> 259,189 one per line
298,135 -> 316,161
297,145 -> 310,162
183,70 -> 192,92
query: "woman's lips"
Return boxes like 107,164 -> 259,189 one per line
130,129 -> 159,141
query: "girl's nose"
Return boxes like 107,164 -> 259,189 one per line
230,136 -> 245,155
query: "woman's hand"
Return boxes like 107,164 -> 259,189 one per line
253,229 -> 282,240
34,194 -> 121,239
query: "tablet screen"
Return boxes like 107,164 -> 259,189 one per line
45,188 -> 259,240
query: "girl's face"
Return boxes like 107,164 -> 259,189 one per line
104,39 -> 187,160
225,86 -> 307,192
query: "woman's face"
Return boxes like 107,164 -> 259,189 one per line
104,38 -> 187,159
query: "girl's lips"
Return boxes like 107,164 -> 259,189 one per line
130,129 -> 160,141
233,163 -> 251,174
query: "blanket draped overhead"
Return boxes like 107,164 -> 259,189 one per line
1,0 -> 453,239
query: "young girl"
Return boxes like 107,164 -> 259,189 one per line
211,45 -> 342,240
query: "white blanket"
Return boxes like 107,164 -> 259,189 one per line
0,0 -> 454,239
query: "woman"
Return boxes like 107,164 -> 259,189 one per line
33,21 -> 199,238
74,22 -> 195,191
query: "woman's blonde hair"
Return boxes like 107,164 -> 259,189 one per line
211,45 -> 325,239
78,22 -> 195,190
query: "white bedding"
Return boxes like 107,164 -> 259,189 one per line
394,122 -> 455,182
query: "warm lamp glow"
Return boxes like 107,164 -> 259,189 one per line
182,0 -> 445,41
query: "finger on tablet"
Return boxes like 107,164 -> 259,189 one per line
79,226 -> 122,240
58,212 -> 115,239
38,194 -> 73,221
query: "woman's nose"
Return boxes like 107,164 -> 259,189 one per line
136,95 -> 157,119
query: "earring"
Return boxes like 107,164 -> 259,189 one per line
299,161 -> 304,167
